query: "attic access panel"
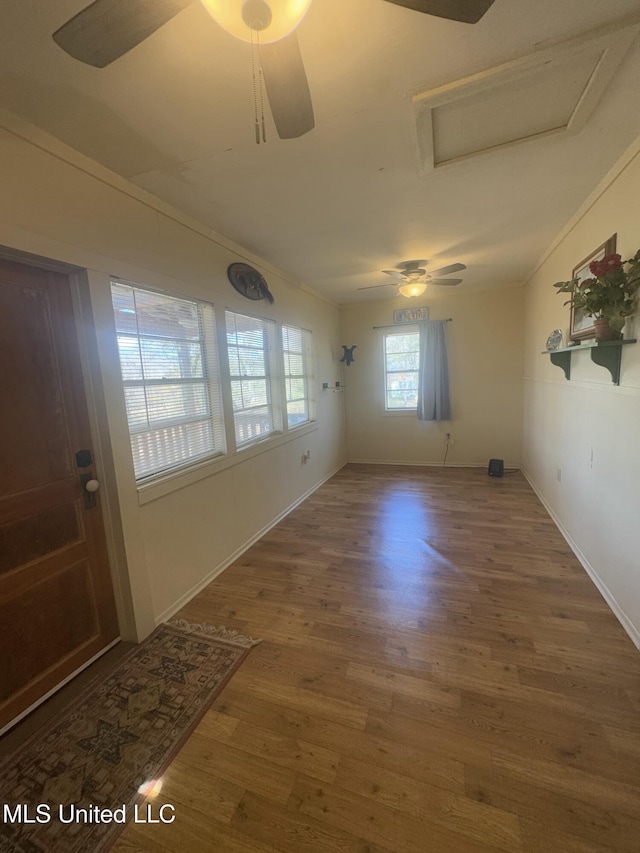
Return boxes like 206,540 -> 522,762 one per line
413,20 -> 640,170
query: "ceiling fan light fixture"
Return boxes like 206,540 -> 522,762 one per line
399,282 -> 427,298
201,0 -> 312,43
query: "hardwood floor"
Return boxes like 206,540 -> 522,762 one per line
110,464 -> 640,852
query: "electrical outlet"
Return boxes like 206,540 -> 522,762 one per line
446,434 -> 455,446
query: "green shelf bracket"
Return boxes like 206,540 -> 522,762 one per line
549,350 -> 571,380
543,339 -> 636,385
590,345 -> 623,384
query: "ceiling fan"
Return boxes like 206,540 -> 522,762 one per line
52,0 -> 497,141
358,259 -> 466,297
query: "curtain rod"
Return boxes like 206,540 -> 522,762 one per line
372,318 -> 452,330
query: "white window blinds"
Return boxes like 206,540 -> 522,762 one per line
282,324 -> 312,428
111,281 -> 225,480
384,330 -> 420,410
225,310 -> 280,448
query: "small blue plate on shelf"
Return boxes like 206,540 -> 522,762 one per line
546,329 -> 563,351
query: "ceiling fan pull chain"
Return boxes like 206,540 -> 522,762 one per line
260,69 -> 266,141
257,30 -> 266,143
250,28 -> 260,144
249,24 -> 267,144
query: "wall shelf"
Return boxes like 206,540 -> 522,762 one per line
542,339 -> 636,385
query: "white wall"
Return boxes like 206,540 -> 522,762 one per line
523,138 -> 640,646
0,113 -> 346,641
341,287 -> 524,467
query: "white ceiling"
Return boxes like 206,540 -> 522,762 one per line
2,0 -> 640,303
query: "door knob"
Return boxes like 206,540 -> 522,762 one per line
80,474 -> 100,509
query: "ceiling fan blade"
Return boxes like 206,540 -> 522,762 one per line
260,32 -> 315,139
428,262 -> 466,277
382,270 -> 405,279
52,0 -> 193,68
357,283 -> 396,290
429,278 -> 463,286
381,0 -> 495,24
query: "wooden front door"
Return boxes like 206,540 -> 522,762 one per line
0,258 -> 119,731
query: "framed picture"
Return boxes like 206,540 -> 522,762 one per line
394,306 -> 429,324
569,234 -> 617,340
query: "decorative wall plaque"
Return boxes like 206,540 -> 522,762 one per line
227,263 -> 274,303
393,306 -> 429,324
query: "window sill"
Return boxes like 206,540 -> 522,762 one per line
136,421 -> 318,505
287,419 -> 313,433
382,409 -> 418,417
236,430 -> 284,453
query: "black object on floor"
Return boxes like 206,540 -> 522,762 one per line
488,458 -> 504,477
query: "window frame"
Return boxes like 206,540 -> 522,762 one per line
110,279 -> 226,483
383,326 -> 420,412
225,309 -> 282,450
282,324 -> 314,431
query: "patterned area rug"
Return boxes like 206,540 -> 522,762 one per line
0,620 -> 260,852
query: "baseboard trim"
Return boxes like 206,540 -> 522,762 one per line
155,461 -> 347,625
347,459 -> 517,469
521,466 -> 640,651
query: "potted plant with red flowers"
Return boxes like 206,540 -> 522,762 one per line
554,250 -> 640,341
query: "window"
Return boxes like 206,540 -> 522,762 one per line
111,281 -> 225,480
225,310 -> 280,447
384,330 -> 420,410
282,325 -> 313,429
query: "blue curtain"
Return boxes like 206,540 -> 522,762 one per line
417,320 -> 451,421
